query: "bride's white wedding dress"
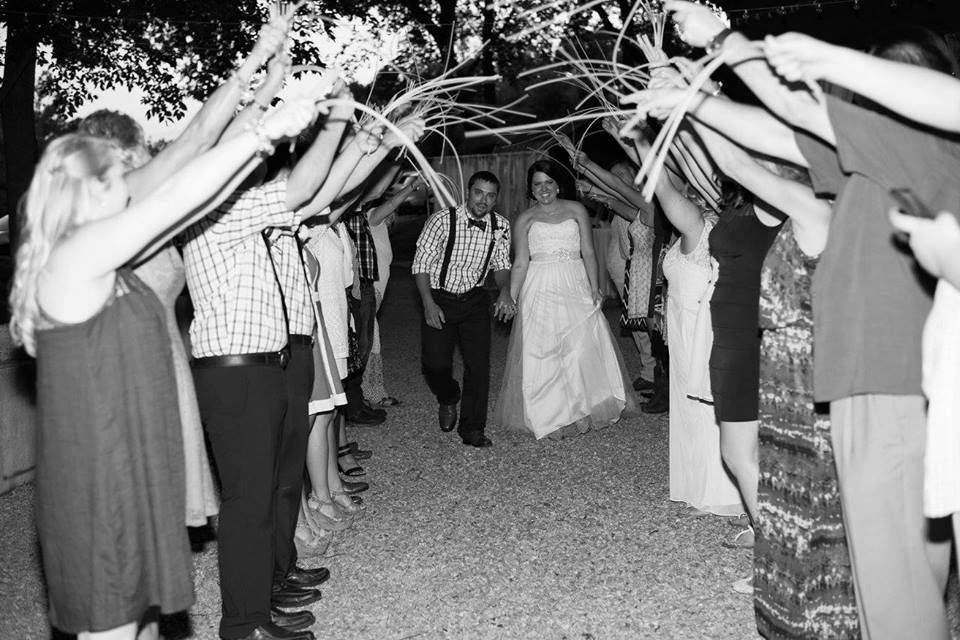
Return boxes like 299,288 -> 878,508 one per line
494,218 -> 636,439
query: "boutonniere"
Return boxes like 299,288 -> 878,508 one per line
492,227 -> 508,244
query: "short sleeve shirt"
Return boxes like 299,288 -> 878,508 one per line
796,95 -> 960,402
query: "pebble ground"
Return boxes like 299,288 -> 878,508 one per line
2,267 -> 955,639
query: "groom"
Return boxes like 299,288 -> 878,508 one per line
412,171 -> 515,447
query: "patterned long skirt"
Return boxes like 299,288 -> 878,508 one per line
755,325 -> 860,639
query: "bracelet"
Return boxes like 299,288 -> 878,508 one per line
244,118 -> 275,158
706,28 -> 733,55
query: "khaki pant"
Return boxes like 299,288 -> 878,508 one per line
831,394 -> 951,640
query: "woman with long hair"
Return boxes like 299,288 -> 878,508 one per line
8,102 -> 313,640
493,159 -> 636,440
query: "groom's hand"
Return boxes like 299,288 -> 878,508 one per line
493,290 -> 516,322
423,298 -> 446,329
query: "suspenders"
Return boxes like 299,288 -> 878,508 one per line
437,207 -> 499,292
438,207 -> 457,291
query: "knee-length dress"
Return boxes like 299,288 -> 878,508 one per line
35,269 -> 193,633
662,219 -> 742,515
135,245 -> 218,526
708,203 -> 782,423
755,225 -> 859,639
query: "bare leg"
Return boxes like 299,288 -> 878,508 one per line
136,621 -> 158,640
79,623 -> 138,640
719,419 -> 759,525
304,411 -> 344,525
331,412 -> 362,513
305,412 -> 336,500
337,411 -> 361,471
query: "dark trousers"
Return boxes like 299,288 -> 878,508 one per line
193,363 -> 287,640
344,282 -> 376,412
275,341 -> 314,583
421,289 -> 491,439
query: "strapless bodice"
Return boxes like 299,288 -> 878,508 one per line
529,218 -> 581,262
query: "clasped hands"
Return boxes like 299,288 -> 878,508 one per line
493,291 -> 518,322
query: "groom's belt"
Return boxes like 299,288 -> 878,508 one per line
431,287 -> 484,302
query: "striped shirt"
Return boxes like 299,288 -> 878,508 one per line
412,204 -> 511,294
183,178 -> 298,357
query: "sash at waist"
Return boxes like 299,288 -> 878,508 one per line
530,249 -> 581,263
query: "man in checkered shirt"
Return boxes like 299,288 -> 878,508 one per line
184,105 -> 426,639
412,171 -> 516,448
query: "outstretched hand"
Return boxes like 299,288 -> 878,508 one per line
383,115 -> 427,149
622,87 -> 690,121
262,97 -> 318,141
889,209 -> 960,281
763,32 -> 837,83
252,13 -> 292,64
664,1 -> 727,49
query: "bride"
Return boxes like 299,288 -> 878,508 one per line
494,159 -> 636,439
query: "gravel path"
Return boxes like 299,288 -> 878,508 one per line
0,266 -> 799,640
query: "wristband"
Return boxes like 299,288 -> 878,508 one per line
706,28 -> 733,55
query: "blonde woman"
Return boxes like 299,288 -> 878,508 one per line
8,103 -> 313,640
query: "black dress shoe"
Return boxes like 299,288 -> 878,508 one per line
271,582 -> 322,609
438,402 -> 458,432
362,400 -> 388,418
345,407 -> 386,426
641,395 -> 668,415
270,608 -> 315,632
632,376 -> 654,392
236,622 -> 315,640
340,479 -> 369,494
462,434 -> 493,448
285,565 -> 330,589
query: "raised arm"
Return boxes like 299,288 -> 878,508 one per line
368,177 -> 424,227
285,81 -> 354,209
624,87 -> 808,166
651,170 -> 704,253
49,100 -> 317,282
765,32 -> 960,134
664,1 -> 834,144
125,14 -> 289,201
693,122 -> 830,255
297,116 -> 426,221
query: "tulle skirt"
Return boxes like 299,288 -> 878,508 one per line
493,257 -> 638,440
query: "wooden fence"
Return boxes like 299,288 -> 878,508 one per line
430,150 -> 542,222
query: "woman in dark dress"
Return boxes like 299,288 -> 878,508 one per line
8,105 -> 313,638
708,195 -> 783,550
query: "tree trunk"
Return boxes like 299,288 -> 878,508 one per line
434,0 -> 458,69
480,0 -> 496,104
1,8 -> 39,252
